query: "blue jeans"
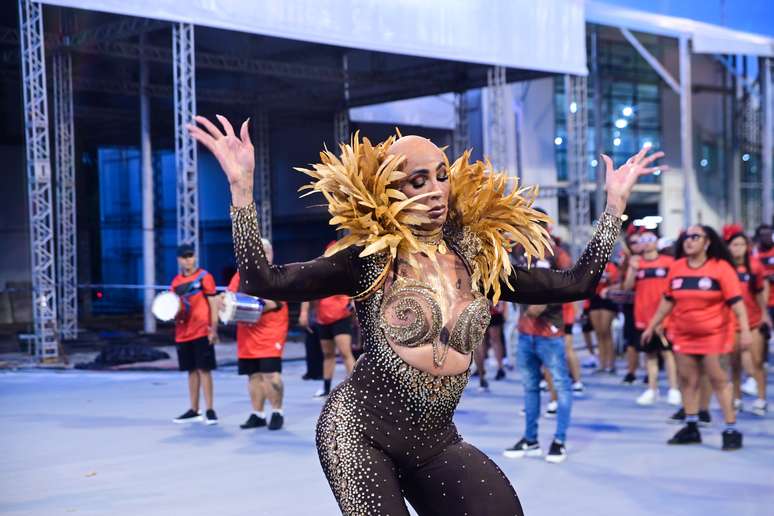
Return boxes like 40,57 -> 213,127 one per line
517,333 -> 572,443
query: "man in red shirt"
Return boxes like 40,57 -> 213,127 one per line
622,229 -> 680,406
753,223 -> 774,374
171,244 -> 220,425
228,238 -> 289,430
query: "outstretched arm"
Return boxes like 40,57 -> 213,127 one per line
190,115 -> 360,301
499,145 -> 664,304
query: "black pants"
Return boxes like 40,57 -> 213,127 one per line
304,325 -> 323,378
316,337 -> 523,516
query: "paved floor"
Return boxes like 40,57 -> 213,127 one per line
1,355 -> 772,516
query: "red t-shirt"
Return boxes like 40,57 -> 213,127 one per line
754,247 -> 774,306
316,295 -> 351,325
633,254 -> 674,329
595,262 -> 620,296
518,245 -> 573,337
735,261 -> 765,330
171,269 -> 216,343
664,258 -> 742,354
228,272 -> 289,359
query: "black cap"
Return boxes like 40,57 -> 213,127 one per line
176,243 -> 195,257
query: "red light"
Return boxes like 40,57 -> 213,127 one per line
96,291 -> 103,299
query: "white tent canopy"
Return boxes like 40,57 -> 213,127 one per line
40,0 -> 588,75
586,0 -> 774,57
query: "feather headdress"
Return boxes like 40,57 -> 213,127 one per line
296,132 -> 552,302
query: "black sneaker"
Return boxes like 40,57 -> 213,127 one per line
205,409 -> 218,426
698,410 -> 711,427
545,440 -> 568,464
268,412 -> 284,431
721,429 -> 743,451
668,407 -> 686,424
495,368 -> 506,381
173,409 -> 203,424
667,424 -> 702,445
622,372 -> 636,385
479,377 -> 490,391
240,414 -> 267,429
503,438 -> 542,459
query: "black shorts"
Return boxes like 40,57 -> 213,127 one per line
317,316 -> 352,340
564,324 -> 574,334
176,337 -> 217,371
621,303 -> 638,348
634,330 -> 673,353
238,357 -> 282,375
489,313 -> 504,327
589,295 -> 618,313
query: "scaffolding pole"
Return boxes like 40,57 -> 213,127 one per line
763,57 -> 773,225
173,23 -> 199,253
485,66 -> 508,171
591,27 -> 605,218
53,50 -> 78,340
140,33 -> 155,334
255,112 -> 272,240
679,36 -> 694,226
18,0 -> 59,359
564,74 -> 591,258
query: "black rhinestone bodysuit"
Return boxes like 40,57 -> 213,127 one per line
230,202 -> 621,516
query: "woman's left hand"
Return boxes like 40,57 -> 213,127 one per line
601,147 -> 667,216
739,329 -> 753,351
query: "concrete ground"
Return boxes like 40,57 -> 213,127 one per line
0,350 -> 772,516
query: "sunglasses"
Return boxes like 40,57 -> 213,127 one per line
684,233 -> 705,241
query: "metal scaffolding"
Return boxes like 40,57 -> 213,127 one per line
452,92 -> 470,159
485,66 -> 508,171
334,109 -> 350,146
564,74 -> 591,258
173,23 -> 199,252
255,112 -> 272,240
18,0 -> 59,359
764,57 -> 773,225
53,50 -> 78,340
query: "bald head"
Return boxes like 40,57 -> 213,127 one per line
387,135 -> 445,172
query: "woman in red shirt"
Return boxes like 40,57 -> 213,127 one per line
642,225 -> 750,450
590,260 -> 620,373
725,225 -> 769,416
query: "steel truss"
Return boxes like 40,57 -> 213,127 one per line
452,92 -> 470,159
255,113 -> 272,240
334,109 -> 350,146
564,74 -> 591,258
173,23 -> 199,253
486,66 -> 508,171
53,50 -> 78,340
18,0 -> 58,358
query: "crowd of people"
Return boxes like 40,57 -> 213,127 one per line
163,216 -> 771,463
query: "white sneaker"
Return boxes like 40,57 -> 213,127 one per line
751,399 -> 768,417
572,381 -> 585,395
539,379 -> 548,391
667,388 -> 682,406
733,398 -> 743,412
636,389 -> 658,406
544,400 -> 558,418
313,388 -> 329,398
741,377 -> 758,397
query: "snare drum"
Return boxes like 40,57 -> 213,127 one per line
151,291 -> 182,322
219,291 -> 265,325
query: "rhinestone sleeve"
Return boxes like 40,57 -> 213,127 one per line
230,202 -> 362,301
499,210 -> 623,304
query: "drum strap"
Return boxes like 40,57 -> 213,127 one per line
176,270 -> 208,318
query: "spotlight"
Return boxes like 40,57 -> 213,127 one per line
742,153 -> 750,162
615,118 -> 628,129
622,106 -> 633,117
570,102 -> 578,114
554,137 -> 563,146
590,159 -> 598,167
613,137 -> 621,146
700,159 -> 708,167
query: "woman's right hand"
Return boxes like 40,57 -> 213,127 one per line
187,115 -> 255,206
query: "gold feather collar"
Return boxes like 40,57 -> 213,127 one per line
296,132 -> 552,302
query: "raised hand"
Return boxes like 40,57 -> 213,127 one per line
188,115 -> 254,205
601,146 -> 667,216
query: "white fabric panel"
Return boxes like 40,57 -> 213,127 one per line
40,0 -> 588,75
349,94 -> 455,130
586,1 -> 774,57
